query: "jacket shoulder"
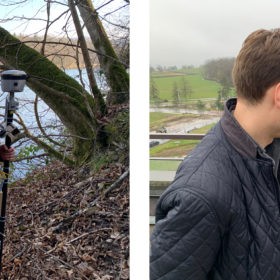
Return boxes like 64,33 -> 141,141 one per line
160,123 -> 243,227
151,188 -> 221,279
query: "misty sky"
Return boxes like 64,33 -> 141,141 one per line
150,0 -> 280,67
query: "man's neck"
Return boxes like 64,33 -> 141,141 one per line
233,100 -> 273,148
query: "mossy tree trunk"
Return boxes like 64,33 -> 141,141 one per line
68,0 -> 107,117
76,0 -> 129,105
0,27 -> 104,165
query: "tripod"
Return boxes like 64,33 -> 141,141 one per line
0,92 -> 19,270
0,70 -> 27,271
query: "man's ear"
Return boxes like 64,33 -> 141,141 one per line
274,83 -> 280,108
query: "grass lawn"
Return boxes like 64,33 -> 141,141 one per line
191,123 -> 215,133
150,139 -> 199,157
150,159 -> 182,171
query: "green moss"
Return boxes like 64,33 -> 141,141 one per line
0,27 -> 101,164
0,27 -> 94,114
84,12 -> 129,105
105,110 -> 129,146
91,85 -> 107,115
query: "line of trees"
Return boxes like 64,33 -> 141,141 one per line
150,65 -> 195,73
202,57 -> 234,87
150,78 -> 160,105
202,58 -> 235,109
172,77 -> 192,106
150,76 -> 192,106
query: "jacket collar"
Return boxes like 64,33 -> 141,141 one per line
220,98 -> 262,159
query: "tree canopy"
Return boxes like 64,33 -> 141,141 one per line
202,57 -> 235,87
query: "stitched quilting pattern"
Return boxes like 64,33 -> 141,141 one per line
150,123 -> 280,280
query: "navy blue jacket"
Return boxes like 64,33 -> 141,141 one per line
150,99 -> 280,279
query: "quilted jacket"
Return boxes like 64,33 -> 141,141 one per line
150,98 -> 280,280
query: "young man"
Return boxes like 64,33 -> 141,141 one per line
150,29 -> 280,280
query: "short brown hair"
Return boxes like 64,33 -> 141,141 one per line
232,29 -> 280,103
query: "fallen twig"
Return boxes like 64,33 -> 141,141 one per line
66,227 -> 112,244
51,169 -> 129,232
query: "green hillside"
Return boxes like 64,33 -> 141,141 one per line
150,70 -> 235,102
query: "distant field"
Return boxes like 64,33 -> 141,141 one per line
151,72 -> 220,100
150,112 -> 199,131
150,112 -> 182,124
151,71 -> 185,78
150,71 -> 235,102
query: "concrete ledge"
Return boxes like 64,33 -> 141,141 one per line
150,216 -> 155,225
150,170 -> 175,190
150,216 -> 156,234
150,170 -> 176,217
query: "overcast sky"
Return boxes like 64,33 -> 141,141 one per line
150,0 -> 280,67
0,0 -> 126,36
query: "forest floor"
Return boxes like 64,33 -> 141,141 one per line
0,161 -> 129,279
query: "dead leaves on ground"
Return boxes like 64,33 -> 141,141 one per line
1,161 -> 129,279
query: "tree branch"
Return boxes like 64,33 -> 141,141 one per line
34,95 -> 64,147
16,113 -> 75,166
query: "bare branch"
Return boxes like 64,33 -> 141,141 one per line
103,3 -> 129,18
95,0 -> 115,11
34,95 -> 65,147
16,113 -> 75,166
41,0 -> 53,55
14,153 -> 49,163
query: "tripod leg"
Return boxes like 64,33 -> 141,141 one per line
0,93 -> 14,271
